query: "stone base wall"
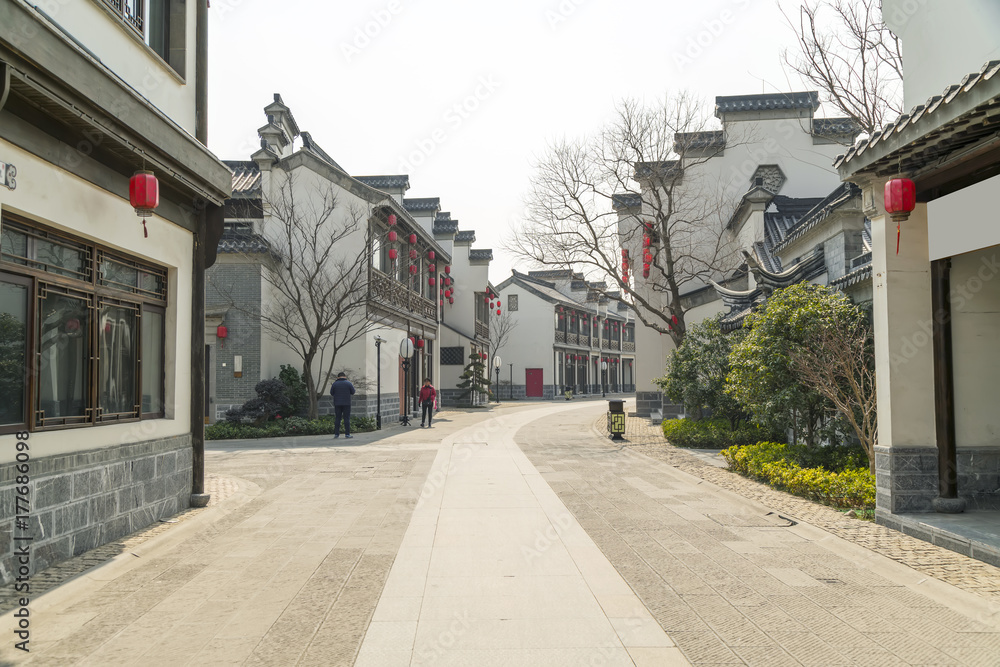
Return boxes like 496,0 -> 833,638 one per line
0,435 -> 192,584
635,391 -> 662,417
875,445 -> 1000,514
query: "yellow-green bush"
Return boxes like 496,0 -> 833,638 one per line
661,418 -> 773,449
721,441 -> 874,509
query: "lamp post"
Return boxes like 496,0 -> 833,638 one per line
400,337 -> 414,426
374,335 -> 386,429
508,362 -> 513,400
493,355 -> 502,404
601,360 -> 608,398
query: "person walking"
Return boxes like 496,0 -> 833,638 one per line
419,378 -> 437,428
330,372 -> 355,438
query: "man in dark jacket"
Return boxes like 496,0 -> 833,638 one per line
330,372 -> 355,438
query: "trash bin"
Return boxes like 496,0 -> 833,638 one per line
607,400 -> 625,440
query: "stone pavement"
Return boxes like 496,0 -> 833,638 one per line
620,413 -> 1000,603
516,404 -> 1000,666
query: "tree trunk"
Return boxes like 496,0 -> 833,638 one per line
303,358 -> 319,420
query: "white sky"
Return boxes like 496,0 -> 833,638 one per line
208,0 -> 824,285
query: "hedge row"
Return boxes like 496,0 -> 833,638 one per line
721,441 -> 874,509
661,418 -> 774,449
206,415 -> 377,440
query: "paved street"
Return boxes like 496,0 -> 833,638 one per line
2,401 -> 1000,665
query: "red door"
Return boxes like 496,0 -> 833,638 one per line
525,368 -> 543,397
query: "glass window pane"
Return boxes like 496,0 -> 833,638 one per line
1,227 -> 28,266
142,310 -> 164,414
38,290 -> 91,423
0,280 -> 28,426
36,238 -> 87,280
100,258 -> 138,290
138,271 -> 164,298
99,303 -> 138,418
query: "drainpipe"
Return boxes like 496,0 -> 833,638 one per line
190,0 -> 211,507
931,257 -> 964,513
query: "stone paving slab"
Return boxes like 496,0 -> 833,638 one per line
515,404 -> 1000,666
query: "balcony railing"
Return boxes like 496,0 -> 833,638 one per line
567,332 -> 579,345
103,0 -> 144,36
369,269 -> 437,321
611,340 -> 620,351
475,320 -> 490,340
555,330 -> 566,343
623,341 -> 635,352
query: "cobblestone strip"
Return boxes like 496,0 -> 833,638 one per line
0,473 -> 241,615
617,415 -> 1000,601
514,411 -> 1000,666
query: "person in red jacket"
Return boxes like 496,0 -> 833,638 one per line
419,378 -> 437,428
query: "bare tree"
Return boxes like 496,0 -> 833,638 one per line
221,173 -> 376,419
508,93 -> 745,348
490,309 -> 519,360
791,319 -> 878,472
782,0 -> 903,134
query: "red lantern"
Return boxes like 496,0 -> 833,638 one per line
409,265 -> 418,275
429,264 -> 436,273
415,338 -> 425,349
388,230 -> 398,242
428,251 -> 436,262
216,324 -> 228,348
409,249 -> 418,260
558,314 -> 564,320
408,233 -> 417,244
440,300 -> 444,306
643,252 -> 652,263
387,214 -> 397,226
643,269 -> 650,279
389,248 -> 398,260
444,278 -> 451,286
429,277 -> 436,286
129,170 -> 159,237
643,262 -> 650,271
885,177 -> 917,254
445,265 -> 451,274
448,297 -> 454,304
496,300 -> 501,307
481,352 -> 487,360
621,249 -> 628,258
643,236 -> 651,247
496,309 -> 501,315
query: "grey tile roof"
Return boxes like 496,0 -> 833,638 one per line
217,228 -> 271,254
225,160 -> 262,198
612,193 -> 642,210
812,117 -> 861,136
436,212 -> 452,221
354,175 -> 410,190
433,219 -> 459,235
264,94 -> 300,136
528,269 -> 575,279
715,91 -> 819,116
759,194 -> 826,269
836,60 -> 1000,174
403,197 -> 441,212
300,132 -> 344,172
469,249 -> 493,261
634,161 -> 679,180
830,263 -> 873,290
772,183 -> 862,253
455,230 -> 476,243
674,130 -> 725,152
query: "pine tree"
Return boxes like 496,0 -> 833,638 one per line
456,352 -> 492,405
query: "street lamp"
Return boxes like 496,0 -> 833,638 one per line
374,335 -> 386,429
508,362 -> 513,400
601,360 -> 608,398
400,337 -> 414,426
493,355 -> 502,404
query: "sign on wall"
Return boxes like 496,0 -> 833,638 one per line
0,161 -> 15,190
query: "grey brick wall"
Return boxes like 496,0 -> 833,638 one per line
0,435 -> 192,583
206,263 -> 262,407
635,391 -> 662,417
875,445 -> 1000,515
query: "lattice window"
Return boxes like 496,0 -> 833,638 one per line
440,347 -> 465,365
507,294 -> 518,311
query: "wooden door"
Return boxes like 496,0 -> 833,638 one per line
525,368 -> 543,397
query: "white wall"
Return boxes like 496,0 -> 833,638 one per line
884,0 -> 1000,111
496,285 -> 556,391
0,139 -> 193,461
928,174 -> 1000,261
46,0 -> 198,131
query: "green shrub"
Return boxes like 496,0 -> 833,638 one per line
721,441 -> 874,509
661,418 -> 775,449
206,413 -> 377,440
279,365 -> 309,417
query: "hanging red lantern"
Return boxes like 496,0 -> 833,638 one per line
496,309 -> 501,316
448,297 -> 454,304
415,338 -> 425,349
387,214 -> 397,226
129,170 -> 159,237
429,264 -> 436,273
490,302 -> 495,309
388,230 -> 398,242
496,300 -> 501,307
216,324 -> 228,349
444,278 -> 451,286
481,352 -> 487,360
440,300 -> 444,306
643,262 -> 650,271
643,235 -> 651,247
885,178 -> 916,254
408,233 -> 417,244
643,269 -> 650,279
644,252 -> 653,263
388,248 -> 398,260
427,251 -> 436,262
409,249 -> 418,260
559,314 -> 564,320
444,265 -> 451,274
409,265 -> 418,275
429,277 -> 436,286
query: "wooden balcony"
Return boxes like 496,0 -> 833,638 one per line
475,319 -> 490,340
555,330 -> 566,343
623,341 -> 635,352
369,269 -> 437,322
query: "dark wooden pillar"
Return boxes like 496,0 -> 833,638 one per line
931,257 -> 965,513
